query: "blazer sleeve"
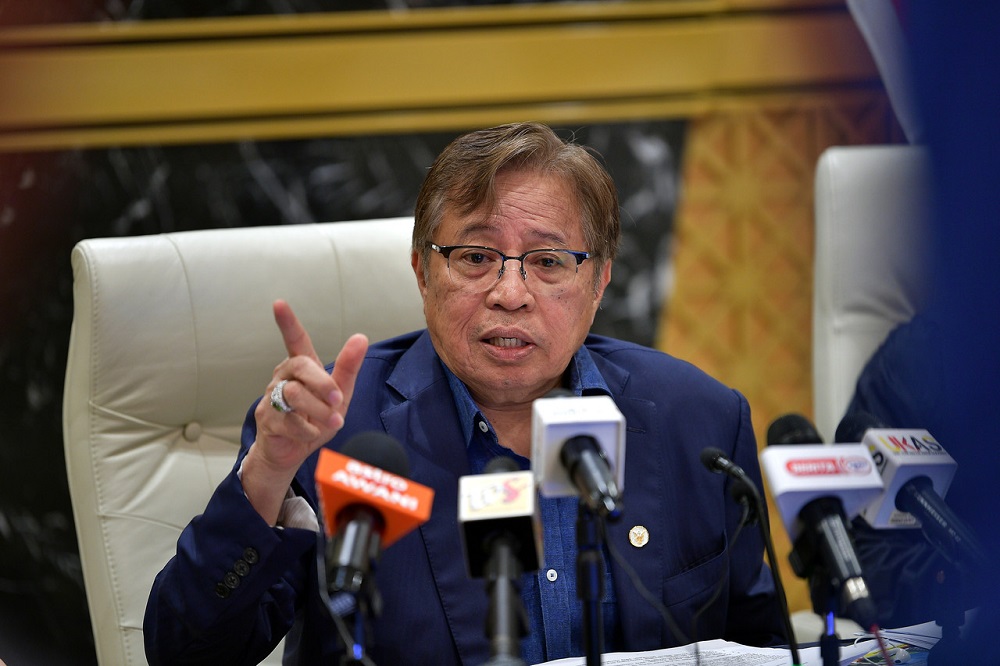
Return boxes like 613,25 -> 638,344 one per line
143,403 -> 321,666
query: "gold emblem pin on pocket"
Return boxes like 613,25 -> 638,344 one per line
628,525 -> 649,548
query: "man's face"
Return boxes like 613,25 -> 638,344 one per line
412,169 -> 611,409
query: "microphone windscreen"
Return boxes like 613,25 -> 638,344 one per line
699,446 -> 726,473
834,412 -> 885,444
340,431 -> 410,478
484,456 -> 520,474
767,413 -> 822,445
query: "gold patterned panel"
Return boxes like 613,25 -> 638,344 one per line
659,91 -> 903,614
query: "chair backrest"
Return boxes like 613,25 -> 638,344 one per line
812,145 -> 930,442
62,218 -> 425,665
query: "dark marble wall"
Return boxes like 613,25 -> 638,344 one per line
0,118 -> 684,662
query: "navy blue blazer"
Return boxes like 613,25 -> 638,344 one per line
144,331 -> 783,665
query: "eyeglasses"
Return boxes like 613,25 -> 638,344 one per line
429,243 -> 590,294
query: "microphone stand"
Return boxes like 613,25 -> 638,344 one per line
896,479 -> 987,660
483,536 -> 528,666
790,538 -> 840,666
929,561 -> 964,663
317,530 -> 382,666
576,503 -> 605,666
732,479 -> 802,666
818,593 -> 841,666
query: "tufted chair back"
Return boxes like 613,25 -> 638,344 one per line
62,218 -> 425,665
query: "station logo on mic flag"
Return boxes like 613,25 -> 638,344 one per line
459,470 -> 535,521
315,448 -> 434,547
761,443 -> 883,540
859,428 -> 957,529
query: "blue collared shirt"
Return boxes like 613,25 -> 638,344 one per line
444,346 -> 621,664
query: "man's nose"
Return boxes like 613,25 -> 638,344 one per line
488,259 -> 532,307
497,257 -> 527,282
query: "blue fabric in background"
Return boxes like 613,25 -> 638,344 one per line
905,3 -> 1000,656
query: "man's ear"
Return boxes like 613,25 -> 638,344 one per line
411,250 -> 428,298
594,261 -> 612,301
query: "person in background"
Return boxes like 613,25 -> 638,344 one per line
843,4 -> 1000,649
843,313 -> 984,629
144,122 -> 784,665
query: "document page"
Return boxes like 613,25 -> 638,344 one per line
536,639 -> 798,666
534,620 -> 944,666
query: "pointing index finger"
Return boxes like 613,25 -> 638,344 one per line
273,299 -> 321,364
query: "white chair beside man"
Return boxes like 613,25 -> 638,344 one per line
792,144 -> 930,644
62,217 -> 425,665
811,144 -> 930,442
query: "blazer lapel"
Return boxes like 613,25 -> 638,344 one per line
589,358 -> 670,651
380,334 -> 491,665
609,397 -> 670,650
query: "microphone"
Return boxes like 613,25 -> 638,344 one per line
458,456 -> 542,578
700,447 -> 801,663
530,391 -> 625,519
700,447 -> 762,518
836,412 -> 989,572
760,414 -> 882,628
314,432 -> 435,595
458,457 -> 538,666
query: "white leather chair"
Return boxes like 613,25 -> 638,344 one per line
62,218 -> 425,665
811,145 -> 930,443
791,145 -> 930,643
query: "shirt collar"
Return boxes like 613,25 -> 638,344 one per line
442,344 -> 611,451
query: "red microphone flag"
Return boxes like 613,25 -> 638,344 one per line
315,448 -> 434,548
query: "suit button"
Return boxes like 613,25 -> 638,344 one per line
243,547 -> 259,565
224,572 -> 241,589
215,583 -> 231,599
234,559 -> 251,577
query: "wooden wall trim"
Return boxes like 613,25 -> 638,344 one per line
0,1 -> 877,151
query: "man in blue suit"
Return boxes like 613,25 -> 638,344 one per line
144,122 -> 784,664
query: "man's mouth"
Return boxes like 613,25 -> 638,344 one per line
486,336 -> 527,348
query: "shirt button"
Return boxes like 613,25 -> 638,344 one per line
546,569 -> 558,582
478,420 -> 489,433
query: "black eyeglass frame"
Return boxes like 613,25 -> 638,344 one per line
428,242 -> 590,284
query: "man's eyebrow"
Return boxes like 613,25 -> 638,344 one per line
452,221 -> 494,242
453,223 -> 570,248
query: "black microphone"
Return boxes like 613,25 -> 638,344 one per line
458,456 -> 541,577
532,389 -> 624,663
313,432 -> 434,661
314,432 -> 434,596
700,447 -> 801,663
531,389 -> 625,519
763,414 -> 879,629
559,436 -> 622,519
458,456 -> 537,665
700,447 -> 763,521
835,412 -> 990,573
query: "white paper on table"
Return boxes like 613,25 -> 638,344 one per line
532,616 -> 951,666
535,639 -> 800,666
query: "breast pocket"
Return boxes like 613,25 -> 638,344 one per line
661,538 -> 729,642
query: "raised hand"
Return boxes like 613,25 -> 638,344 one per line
242,299 -> 368,525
